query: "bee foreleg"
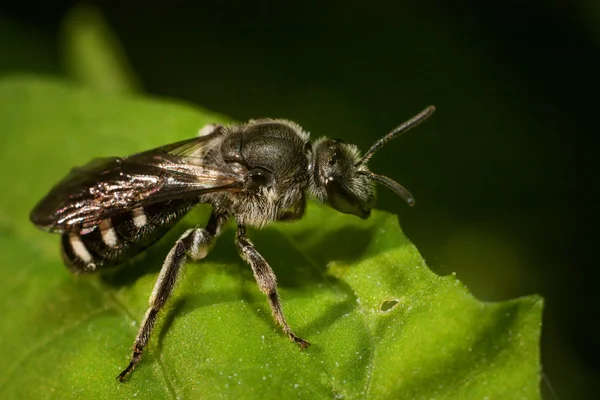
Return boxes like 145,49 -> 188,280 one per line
235,225 -> 310,349
117,211 -> 228,382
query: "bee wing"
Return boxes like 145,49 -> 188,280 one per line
31,133 -> 244,232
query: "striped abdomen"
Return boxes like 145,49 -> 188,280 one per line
61,199 -> 199,274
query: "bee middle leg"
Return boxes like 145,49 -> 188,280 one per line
235,225 -> 310,349
117,211 -> 229,382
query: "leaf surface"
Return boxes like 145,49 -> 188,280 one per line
0,76 -> 542,399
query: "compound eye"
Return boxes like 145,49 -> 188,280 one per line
248,167 -> 274,189
326,140 -> 345,166
328,152 -> 339,166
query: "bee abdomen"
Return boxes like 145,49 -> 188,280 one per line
61,199 -> 198,274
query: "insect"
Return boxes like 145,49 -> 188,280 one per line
29,105 -> 435,381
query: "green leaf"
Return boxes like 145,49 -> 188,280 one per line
0,76 -> 542,399
61,4 -> 142,93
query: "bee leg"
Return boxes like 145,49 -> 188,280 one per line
235,225 -> 310,349
117,212 -> 228,382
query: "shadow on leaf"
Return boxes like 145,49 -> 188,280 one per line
90,205 -> 402,360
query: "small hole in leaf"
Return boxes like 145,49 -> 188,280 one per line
380,299 -> 399,312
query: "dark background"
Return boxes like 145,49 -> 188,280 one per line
1,1 -> 598,398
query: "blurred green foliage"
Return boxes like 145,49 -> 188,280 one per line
61,4 -> 141,93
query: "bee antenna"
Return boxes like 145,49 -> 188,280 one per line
356,105 -> 436,167
357,170 -> 416,207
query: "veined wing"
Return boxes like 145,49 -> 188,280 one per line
30,132 -> 243,233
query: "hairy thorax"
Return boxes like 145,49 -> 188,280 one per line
205,119 -> 312,228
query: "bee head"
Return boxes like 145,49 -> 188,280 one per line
310,106 -> 435,219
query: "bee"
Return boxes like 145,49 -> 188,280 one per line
30,105 -> 435,381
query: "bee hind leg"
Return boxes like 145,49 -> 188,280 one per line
117,212 -> 228,382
